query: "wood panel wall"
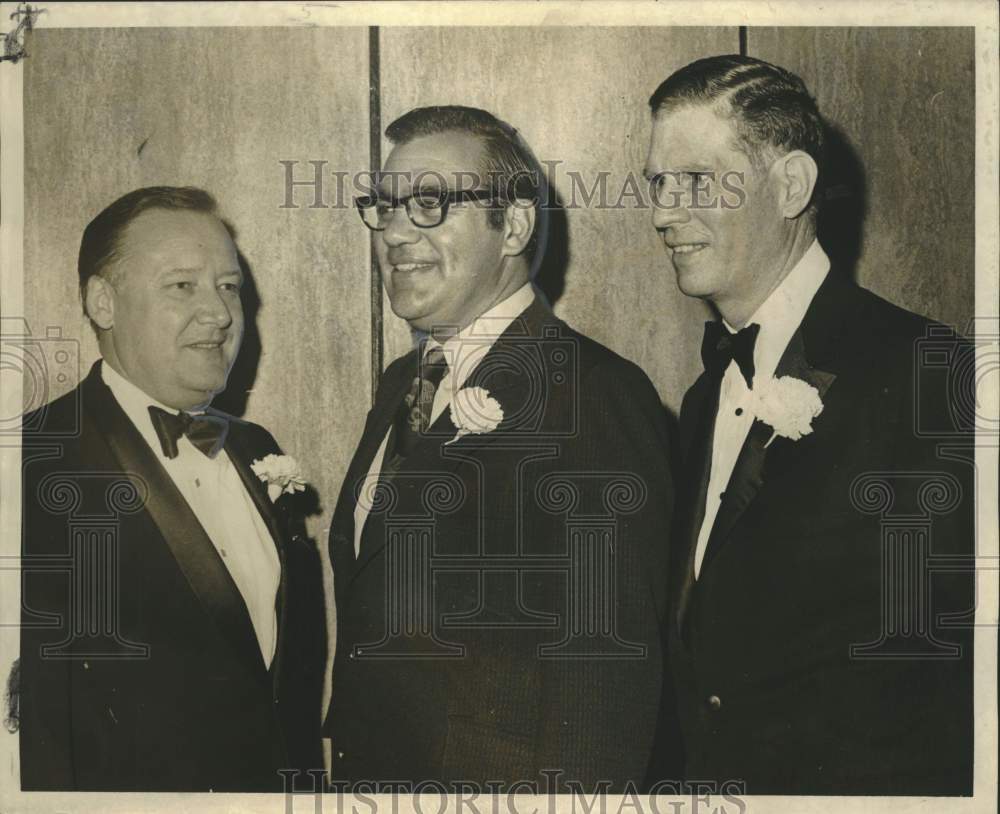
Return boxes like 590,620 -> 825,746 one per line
749,27 -> 976,333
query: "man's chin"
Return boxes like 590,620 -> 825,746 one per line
388,299 -> 432,332
177,378 -> 228,410
673,264 -> 717,300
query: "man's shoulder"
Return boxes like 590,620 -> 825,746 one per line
382,348 -> 418,379
22,382 -> 87,440
851,283 -> 950,347
832,281 -> 971,392
209,409 -> 283,456
375,348 -> 419,402
543,312 -> 661,396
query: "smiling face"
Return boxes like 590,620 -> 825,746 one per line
93,208 -> 244,410
375,131 -> 518,334
646,103 -> 790,324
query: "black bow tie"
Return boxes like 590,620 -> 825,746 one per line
148,405 -> 229,459
701,321 -> 761,388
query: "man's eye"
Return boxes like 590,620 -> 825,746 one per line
219,282 -> 241,293
168,281 -> 193,290
412,191 -> 446,210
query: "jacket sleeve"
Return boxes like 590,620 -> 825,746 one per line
19,453 -> 76,789
530,359 -> 675,791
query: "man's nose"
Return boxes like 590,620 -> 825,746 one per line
196,286 -> 235,327
380,205 -> 421,247
651,186 -> 692,230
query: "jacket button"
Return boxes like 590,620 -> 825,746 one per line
336,750 -> 345,760
707,694 -> 722,711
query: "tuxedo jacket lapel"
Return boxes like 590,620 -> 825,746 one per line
697,274 -> 845,576
674,373 -> 716,639
83,365 -> 269,683
223,421 -> 289,676
224,425 -> 287,560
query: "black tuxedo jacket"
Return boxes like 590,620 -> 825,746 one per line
324,299 -> 675,791
19,361 -> 325,791
664,271 -> 974,795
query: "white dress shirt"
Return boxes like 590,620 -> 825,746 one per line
694,239 -> 830,579
354,282 -> 536,556
101,362 -> 280,665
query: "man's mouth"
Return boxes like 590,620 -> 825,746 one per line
187,340 -> 225,350
666,241 -> 709,256
392,262 -> 435,273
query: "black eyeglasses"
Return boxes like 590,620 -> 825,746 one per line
355,188 -> 497,231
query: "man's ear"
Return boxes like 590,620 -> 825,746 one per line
84,275 -> 116,331
501,201 -> 536,258
773,150 -> 818,219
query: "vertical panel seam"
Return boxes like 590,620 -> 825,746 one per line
368,26 -> 383,406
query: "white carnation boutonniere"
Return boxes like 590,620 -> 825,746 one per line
251,454 -> 307,502
748,375 -> 824,448
447,386 -> 504,445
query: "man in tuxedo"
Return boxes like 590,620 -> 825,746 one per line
644,56 -> 974,794
19,186 -> 325,791
325,106 -> 674,791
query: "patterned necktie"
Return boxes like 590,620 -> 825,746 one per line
148,405 -> 229,459
701,320 -> 760,388
386,345 -> 450,465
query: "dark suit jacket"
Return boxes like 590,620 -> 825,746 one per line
19,361 -> 326,792
664,271 -> 975,795
324,299 -> 675,791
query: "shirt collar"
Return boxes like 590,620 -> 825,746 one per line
424,282 -> 536,392
726,239 -> 830,382
100,361 -> 192,460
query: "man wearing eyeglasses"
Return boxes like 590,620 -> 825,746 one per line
324,106 -> 675,792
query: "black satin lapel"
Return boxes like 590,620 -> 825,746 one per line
674,373 -> 718,640
223,426 -> 289,679
678,374 -> 713,462
776,329 -> 837,400
83,367 -> 268,682
224,425 -> 286,558
699,328 -> 838,573
699,418 -> 771,573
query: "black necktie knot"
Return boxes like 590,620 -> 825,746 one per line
148,405 -> 229,459
701,321 -> 760,387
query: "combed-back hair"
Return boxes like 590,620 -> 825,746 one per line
649,55 -> 825,209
